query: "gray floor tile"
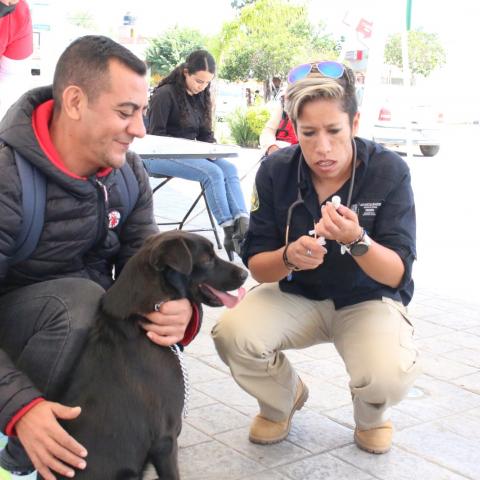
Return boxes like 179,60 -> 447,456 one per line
186,402 -> 250,436
179,440 -> 264,479
184,355 -> 229,384
193,377 -> 259,416
421,352 -> 478,380
452,372 -> 480,395
215,427 -> 310,468
443,348 -> 480,368
436,410 -> 480,440
324,404 -> 420,431
332,445 -> 469,480
412,318 -> 456,339
434,331 -> 480,350
300,375 -> 352,410
416,336 -> 459,355
295,358 -> 347,380
179,422 -> 211,448
276,452 -> 376,480
188,387 -> 218,409
287,409 -> 353,453
395,422 -> 480,479
301,343 -> 339,360
239,471 -> 289,480
395,376 -> 480,421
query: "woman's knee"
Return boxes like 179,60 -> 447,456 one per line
212,310 -> 266,362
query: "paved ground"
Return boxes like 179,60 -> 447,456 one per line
1,147 -> 479,479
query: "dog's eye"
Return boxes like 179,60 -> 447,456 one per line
198,255 -> 215,268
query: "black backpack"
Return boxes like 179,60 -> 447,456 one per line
5,148 -> 139,266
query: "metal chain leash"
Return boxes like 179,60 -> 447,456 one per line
169,344 -> 190,418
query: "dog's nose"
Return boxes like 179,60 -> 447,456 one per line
239,269 -> 249,281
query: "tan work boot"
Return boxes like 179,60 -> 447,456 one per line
249,378 -> 309,445
354,420 -> 393,454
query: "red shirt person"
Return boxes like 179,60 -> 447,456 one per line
0,0 -> 33,119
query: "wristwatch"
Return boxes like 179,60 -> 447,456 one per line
341,229 -> 371,257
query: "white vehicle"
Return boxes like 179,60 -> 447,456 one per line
371,85 -> 443,157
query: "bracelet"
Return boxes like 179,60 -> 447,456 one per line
338,228 -> 365,248
282,243 -> 300,271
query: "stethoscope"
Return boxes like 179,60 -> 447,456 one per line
284,137 -> 357,246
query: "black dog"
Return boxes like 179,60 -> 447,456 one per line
53,231 -> 248,479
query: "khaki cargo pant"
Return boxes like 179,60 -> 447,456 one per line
212,283 -> 421,429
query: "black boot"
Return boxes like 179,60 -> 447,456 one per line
223,225 -> 235,261
232,216 -> 249,256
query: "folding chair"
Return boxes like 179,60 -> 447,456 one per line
149,173 -> 222,250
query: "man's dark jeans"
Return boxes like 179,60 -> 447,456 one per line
0,278 -> 104,472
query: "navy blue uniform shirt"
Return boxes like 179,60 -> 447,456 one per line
242,137 -> 416,308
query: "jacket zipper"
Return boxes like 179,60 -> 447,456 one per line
93,178 -> 109,246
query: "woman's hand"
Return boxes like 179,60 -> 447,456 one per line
315,202 -> 362,244
285,235 -> 327,271
141,299 -> 193,346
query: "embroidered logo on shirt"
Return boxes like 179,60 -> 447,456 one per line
351,202 -> 382,217
108,210 -> 121,229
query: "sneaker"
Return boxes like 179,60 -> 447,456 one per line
354,420 -> 393,454
0,444 -> 35,476
249,378 -> 309,445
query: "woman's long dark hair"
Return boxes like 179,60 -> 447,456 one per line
152,49 -> 216,129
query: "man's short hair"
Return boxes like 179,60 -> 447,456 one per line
52,35 -> 146,107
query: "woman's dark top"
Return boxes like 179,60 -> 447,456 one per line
147,84 -> 216,143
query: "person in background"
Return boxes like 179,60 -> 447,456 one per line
0,0 -> 33,119
144,50 -> 249,260
212,61 -> 420,454
259,89 -> 298,157
0,35 -> 197,479
270,76 -> 282,100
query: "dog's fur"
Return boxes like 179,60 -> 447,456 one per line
53,231 -> 248,480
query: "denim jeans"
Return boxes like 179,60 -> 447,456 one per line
0,278 -> 104,471
144,157 -> 248,226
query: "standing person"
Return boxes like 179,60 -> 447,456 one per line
0,0 -> 33,119
212,61 -> 420,454
0,35 -> 197,479
144,50 -> 249,260
259,92 -> 298,157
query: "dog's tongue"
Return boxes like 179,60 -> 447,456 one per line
204,285 -> 246,308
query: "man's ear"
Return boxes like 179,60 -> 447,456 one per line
62,85 -> 86,121
149,237 -> 193,275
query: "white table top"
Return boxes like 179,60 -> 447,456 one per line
130,135 -> 240,159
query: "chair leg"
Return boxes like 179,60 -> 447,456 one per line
203,190 -> 222,249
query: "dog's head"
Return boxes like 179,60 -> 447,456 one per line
103,231 -> 248,319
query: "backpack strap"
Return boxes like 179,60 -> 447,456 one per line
116,162 -> 140,226
9,150 -> 47,265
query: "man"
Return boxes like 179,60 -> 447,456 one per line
0,35 -> 196,479
0,0 -> 33,119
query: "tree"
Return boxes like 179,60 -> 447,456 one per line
230,0 -> 256,10
384,30 -> 446,78
218,0 -> 340,99
145,26 -> 207,77
67,10 -> 97,30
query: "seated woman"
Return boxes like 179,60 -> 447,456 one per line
144,49 -> 248,260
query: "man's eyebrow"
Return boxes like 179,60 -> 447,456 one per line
116,102 -> 142,111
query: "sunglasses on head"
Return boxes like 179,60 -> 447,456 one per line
287,61 -> 345,84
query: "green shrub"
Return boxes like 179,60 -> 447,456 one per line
227,106 -> 270,148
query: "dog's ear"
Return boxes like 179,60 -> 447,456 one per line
149,237 -> 193,275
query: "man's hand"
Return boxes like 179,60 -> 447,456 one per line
15,401 -> 88,480
141,298 -> 193,346
285,235 -> 327,271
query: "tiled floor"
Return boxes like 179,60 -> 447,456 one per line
1,149 -> 479,479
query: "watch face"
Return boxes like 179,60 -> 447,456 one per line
350,242 -> 369,256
